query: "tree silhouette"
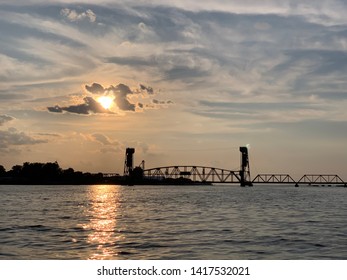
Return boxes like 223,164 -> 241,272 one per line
9,165 -> 22,177
0,165 -> 6,177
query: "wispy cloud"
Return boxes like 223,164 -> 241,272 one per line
0,115 -> 14,126
60,8 -> 96,23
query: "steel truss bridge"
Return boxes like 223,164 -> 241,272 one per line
252,174 -> 296,184
142,170 -> 346,186
297,174 -> 345,186
143,166 -> 242,184
120,146 -> 346,187
252,174 -> 346,187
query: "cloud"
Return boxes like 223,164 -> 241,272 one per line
140,84 -> 154,94
152,99 -> 167,104
107,56 -> 156,67
85,82 -> 165,112
60,8 -> 96,23
0,127 -> 47,149
4,3 -> 346,126
91,133 -> 121,153
37,133 -> 61,137
194,99 -> 327,124
0,115 -> 14,126
112,83 -> 135,111
106,52 -> 214,83
85,83 -> 104,94
47,105 -> 63,113
92,133 -> 120,146
48,97 -> 113,115
92,133 -> 113,145
85,82 -> 136,111
50,82 -> 170,115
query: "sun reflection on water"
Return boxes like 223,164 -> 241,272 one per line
83,185 -> 123,260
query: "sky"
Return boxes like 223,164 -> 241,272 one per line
1,0 -> 347,178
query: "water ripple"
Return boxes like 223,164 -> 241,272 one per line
0,184 -> 346,259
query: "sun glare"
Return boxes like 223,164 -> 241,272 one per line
98,96 -> 114,110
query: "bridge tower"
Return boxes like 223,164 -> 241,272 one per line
123,148 -> 135,176
239,146 -> 253,186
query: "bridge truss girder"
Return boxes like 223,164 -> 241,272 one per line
143,166 -> 241,184
252,174 -> 296,184
297,174 -> 345,185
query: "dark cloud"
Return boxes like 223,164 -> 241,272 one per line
153,99 -> 172,105
47,105 -> 63,113
48,97 -> 113,115
140,84 -> 154,94
152,99 -> 167,104
111,83 -> 136,111
0,115 -> 14,126
85,83 -> 105,94
114,83 -> 132,94
115,97 -> 135,111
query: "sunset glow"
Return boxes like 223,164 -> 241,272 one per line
97,96 -> 114,110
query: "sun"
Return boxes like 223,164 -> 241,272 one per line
97,96 -> 114,110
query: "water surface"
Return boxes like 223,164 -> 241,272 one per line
0,184 -> 346,259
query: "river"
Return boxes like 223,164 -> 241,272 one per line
0,184 -> 346,259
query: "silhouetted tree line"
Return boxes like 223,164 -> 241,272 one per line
0,162 -> 117,185
0,162 -> 209,185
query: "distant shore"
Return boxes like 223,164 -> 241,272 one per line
0,161 -> 213,186
0,176 -> 211,186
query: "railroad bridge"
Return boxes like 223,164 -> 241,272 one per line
121,147 -> 346,187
